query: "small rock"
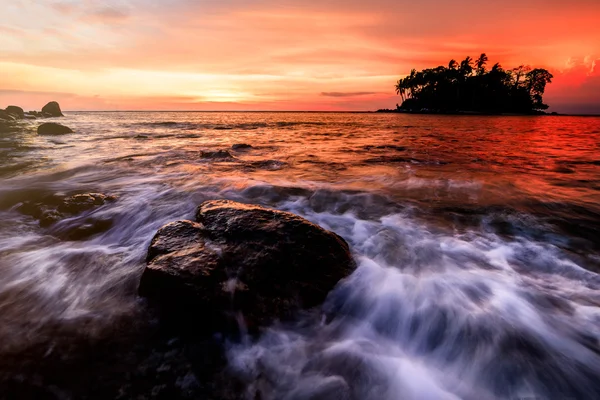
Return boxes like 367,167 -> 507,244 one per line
231,144 -> 253,150
200,150 -> 235,160
57,193 -> 116,214
40,210 -> 64,227
5,106 -> 24,119
245,160 -> 286,171
37,123 -> 73,135
0,110 -> 16,121
41,101 -> 64,117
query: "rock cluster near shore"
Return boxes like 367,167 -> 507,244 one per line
1,101 -> 73,135
139,199 -> 355,332
0,101 -> 64,121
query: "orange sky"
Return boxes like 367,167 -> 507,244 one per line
1,0 -> 599,113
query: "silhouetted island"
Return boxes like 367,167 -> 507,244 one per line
379,53 -> 554,115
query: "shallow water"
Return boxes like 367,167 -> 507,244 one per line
0,112 -> 599,399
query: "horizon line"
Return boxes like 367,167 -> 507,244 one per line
61,110 -> 600,116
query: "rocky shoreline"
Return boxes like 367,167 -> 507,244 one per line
0,101 -> 74,135
0,101 -> 63,120
3,183 -> 356,398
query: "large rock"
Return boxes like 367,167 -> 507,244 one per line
139,200 -> 355,331
5,106 -> 24,119
41,101 -> 63,117
37,122 -> 73,135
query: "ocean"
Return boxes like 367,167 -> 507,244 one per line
1,112 -> 600,399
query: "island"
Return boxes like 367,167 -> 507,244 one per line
379,53 -> 554,115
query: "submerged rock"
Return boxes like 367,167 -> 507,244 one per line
37,122 -> 73,135
139,200 -> 354,331
5,106 -> 24,119
58,193 -> 116,214
200,150 -> 236,160
16,192 -> 117,232
53,217 -> 114,241
41,101 -> 64,117
363,144 -> 407,152
245,160 -> 287,171
27,111 -> 47,118
231,143 -> 253,150
39,210 -> 63,228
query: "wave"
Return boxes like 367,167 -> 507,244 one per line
130,121 -> 269,130
364,156 -> 449,165
226,199 -> 600,399
128,121 -> 336,131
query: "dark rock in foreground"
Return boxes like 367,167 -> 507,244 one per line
41,101 -> 63,117
139,200 -> 354,331
37,122 -> 73,135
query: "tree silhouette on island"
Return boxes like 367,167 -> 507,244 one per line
381,53 -> 554,114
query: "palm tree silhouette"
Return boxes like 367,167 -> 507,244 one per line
392,53 -> 553,114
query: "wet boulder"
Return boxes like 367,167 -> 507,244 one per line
139,200 -> 355,331
37,122 -> 73,135
5,106 -> 24,119
41,101 -> 63,117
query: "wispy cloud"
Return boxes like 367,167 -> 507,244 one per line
50,1 -> 77,15
321,92 -> 380,97
81,6 -> 131,23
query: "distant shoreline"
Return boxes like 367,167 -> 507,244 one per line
375,109 -> 555,116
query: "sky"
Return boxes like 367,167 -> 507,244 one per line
1,0 -> 600,113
